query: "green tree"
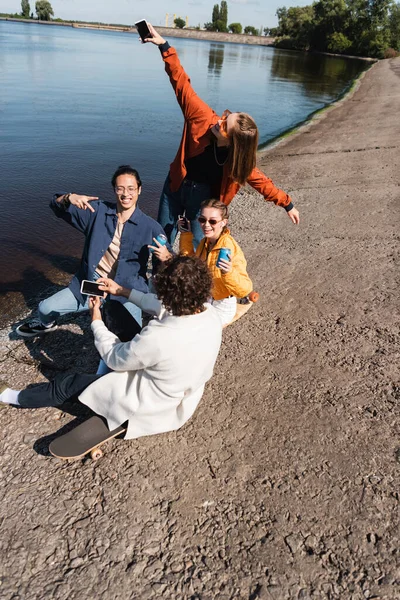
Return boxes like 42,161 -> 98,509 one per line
229,22 -> 243,34
220,1 -> 228,29
204,22 -> 214,31
327,30 -> 352,51
212,4 -> 220,29
21,0 -> 30,18
244,25 -> 259,35
35,0 -> 53,20
174,17 -> 185,29
389,3 -> 400,49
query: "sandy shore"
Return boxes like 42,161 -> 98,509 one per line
0,58 -> 399,598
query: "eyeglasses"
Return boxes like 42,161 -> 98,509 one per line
219,109 -> 232,138
198,216 -> 223,226
115,187 -> 138,194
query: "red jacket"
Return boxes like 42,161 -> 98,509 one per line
162,45 -> 293,209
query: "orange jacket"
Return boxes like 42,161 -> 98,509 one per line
180,229 -> 253,301
162,45 -> 293,210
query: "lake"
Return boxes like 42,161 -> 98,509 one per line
0,20 -> 368,326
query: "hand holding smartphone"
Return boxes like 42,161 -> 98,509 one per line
80,280 -> 105,298
178,215 -> 190,232
135,20 -> 152,42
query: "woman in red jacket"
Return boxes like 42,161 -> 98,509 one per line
144,24 -> 300,247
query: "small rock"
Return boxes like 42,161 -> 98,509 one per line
285,533 -> 304,554
69,557 -> 85,569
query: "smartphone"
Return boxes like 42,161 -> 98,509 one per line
80,280 -> 105,297
135,20 -> 152,42
178,215 -> 190,232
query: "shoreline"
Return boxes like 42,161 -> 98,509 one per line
1,16 -> 376,59
258,58 -> 375,155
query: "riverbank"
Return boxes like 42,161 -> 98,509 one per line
0,56 -> 399,599
0,16 -> 275,46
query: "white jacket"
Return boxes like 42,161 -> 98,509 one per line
79,290 -> 222,439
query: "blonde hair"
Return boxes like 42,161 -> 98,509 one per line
200,199 -> 229,233
228,113 -> 259,185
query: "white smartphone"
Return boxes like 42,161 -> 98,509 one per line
135,20 -> 152,42
80,280 -> 105,297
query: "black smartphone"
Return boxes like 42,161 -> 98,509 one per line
135,20 -> 152,42
178,215 -> 190,232
80,280 -> 105,297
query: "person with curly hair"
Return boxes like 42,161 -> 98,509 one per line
0,256 -> 222,441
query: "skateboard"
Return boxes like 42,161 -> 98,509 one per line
226,291 -> 260,327
49,415 -> 126,461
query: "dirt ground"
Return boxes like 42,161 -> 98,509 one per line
0,58 -> 399,600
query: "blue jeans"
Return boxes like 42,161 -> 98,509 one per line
38,286 -> 142,328
157,176 -> 211,249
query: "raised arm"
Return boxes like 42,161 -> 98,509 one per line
50,193 -> 99,233
144,23 -> 215,124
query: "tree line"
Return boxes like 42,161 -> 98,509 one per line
5,0 -> 400,58
203,1 -> 262,35
270,0 -> 400,58
203,0 -> 399,57
3,1 -> 54,21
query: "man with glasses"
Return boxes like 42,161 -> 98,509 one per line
16,165 -> 169,338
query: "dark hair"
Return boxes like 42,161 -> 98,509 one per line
228,113 -> 259,185
153,255 -> 212,316
200,199 -> 229,233
111,165 -> 142,188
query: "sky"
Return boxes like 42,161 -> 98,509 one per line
2,0 -> 312,29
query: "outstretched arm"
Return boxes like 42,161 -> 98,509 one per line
50,193 -> 99,233
247,167 -> 300,225
97,278 -> 163,317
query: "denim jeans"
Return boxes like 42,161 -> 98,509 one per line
38,285 -> 142,327
157,176 -> 211,249
18,373 -> 102,408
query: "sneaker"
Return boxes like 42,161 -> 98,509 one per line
16,320 -> 58,338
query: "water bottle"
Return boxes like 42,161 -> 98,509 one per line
150,233 -> 168,253
217,247 -> 231,268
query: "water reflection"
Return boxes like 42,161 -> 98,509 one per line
208,44 -> 225,76
271,50 -> 368,100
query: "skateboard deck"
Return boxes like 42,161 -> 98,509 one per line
226,291 -> 260,327
49,415 -> 126,460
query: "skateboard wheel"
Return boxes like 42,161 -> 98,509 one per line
248,291 -> 259,303
90,448 -> 103,460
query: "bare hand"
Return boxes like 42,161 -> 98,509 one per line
287,207 -> 300,225
89,296 -> 102,321
148,238 -> 172,261
144,23 -> 166,45
69,194 -> 98,213
97,277 -> 126,297
218,258 -> 232,273
177,217 -> 191,233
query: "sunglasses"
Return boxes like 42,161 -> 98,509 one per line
219,109 -> 232,138
198,216 -> 223,226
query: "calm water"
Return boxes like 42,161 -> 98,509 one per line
0,21 -> 368,325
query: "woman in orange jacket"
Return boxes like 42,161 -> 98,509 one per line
179,199 -> 253,326
144,24 -> 300,248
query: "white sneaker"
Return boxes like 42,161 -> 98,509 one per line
16,320 -> 58,338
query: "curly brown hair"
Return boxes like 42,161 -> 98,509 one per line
153,255 -> 212,316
